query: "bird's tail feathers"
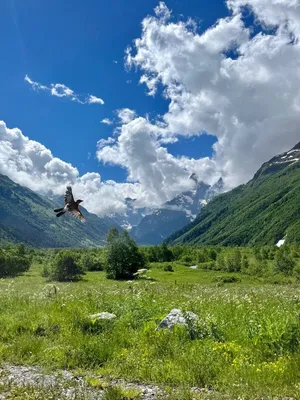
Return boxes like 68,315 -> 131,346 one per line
54,208 -> 64,212
56,211 -> 66,217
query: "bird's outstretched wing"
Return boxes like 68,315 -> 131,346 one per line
70,209 -> 86,223
64,186 -> 75,205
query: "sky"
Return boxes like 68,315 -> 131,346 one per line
1,0 -> 300,215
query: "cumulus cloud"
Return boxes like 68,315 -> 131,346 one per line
117,108 -> 137,124
0,120 -> 78,194
121,0 -> 300,187
25,75 -> 104,105
97,117 -> 217,206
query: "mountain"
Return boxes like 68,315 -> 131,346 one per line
167,143 -> 300,246
109,198 -> 150,230
0,173 -> 121,248
130,175 -> 224,245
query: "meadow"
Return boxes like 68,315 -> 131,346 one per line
0,243 -> 300,399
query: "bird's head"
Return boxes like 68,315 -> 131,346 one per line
76,199 -> 84,204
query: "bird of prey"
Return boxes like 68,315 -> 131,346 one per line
54,186 -> 86,223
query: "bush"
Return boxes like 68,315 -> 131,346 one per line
247,260 -> 268,277
0,247 -> 31,277
226,249 -> 242,272
143,243 -> 174,263
213,275 -> 241,284
163,264 -> 174,272
180,255 -> 194,264
215,253 -> 226,271
198,251 -> 208,263
80,253 -> 104,271
105,230 -> 146,280
273,250 -> 295,275
160,242 -> 174,262
50,250 -> 85,282
241,255 -> 249,272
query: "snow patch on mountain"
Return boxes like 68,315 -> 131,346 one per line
129,174 -> 225,245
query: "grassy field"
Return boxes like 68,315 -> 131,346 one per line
0,261 -> 300,399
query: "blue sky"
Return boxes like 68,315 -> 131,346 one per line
1,0 -> 300,215
1,0 -> 225,181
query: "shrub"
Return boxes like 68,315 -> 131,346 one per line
180,255 -> 193,264
215,253 -> 226,271
247,260 -> 268,277
41,265 -> 51,278
160,242 -> 174,262
241,255 -> 249,272
144,243 -> 174,263
213,275 -> 240,284
208,249 -> 217,261
80,253 -> 104,271
0,247 -> 31,277
197,252 -> 207,263
50,250 -> 85,282
294,263 -> 300,281
163,264 -> 174,272
226,249 -> 242,272
273,250 -> 295,275
105,230 -> 146,280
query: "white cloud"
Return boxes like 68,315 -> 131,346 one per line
101,118 -> 113,125
98,137 -> 116,148
123,0 -> 300,187
0,120 -> 78,194
25,75 -> 104,105
97,117 -> 217,206
88,95 -> 105,105
117,108 -> 137,124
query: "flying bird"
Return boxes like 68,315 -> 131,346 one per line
54,186 -> 86,223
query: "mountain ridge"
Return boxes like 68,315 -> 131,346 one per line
0,173 -> 120,248
130,175 -> 224,245
167,142 -> 300,246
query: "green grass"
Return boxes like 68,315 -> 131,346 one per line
0,262 -> 300,399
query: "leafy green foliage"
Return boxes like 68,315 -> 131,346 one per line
105,230 -> 146,280
167,161 -> 300,246
274,249 -> 295,275
80,252 -> 104,271
226,248 -> 242,272
0,244 -> 31,277
50,250 -> 85,282
142,242 -> 174,262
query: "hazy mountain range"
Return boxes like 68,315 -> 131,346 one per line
1,142 -> 300,248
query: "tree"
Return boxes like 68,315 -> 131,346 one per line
105,231 -> 146,280
80,252 -> 104,271
50,250 -> 85,282
215,253 -> 226,271
160,242 -> 174,262
106,228 -> 119,244
0,247 -> 31,278
226,249 -> 242,272
273,250 -> 295,275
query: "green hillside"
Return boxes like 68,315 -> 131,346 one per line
0,173 -> 120,248
167,145 -> 300,246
